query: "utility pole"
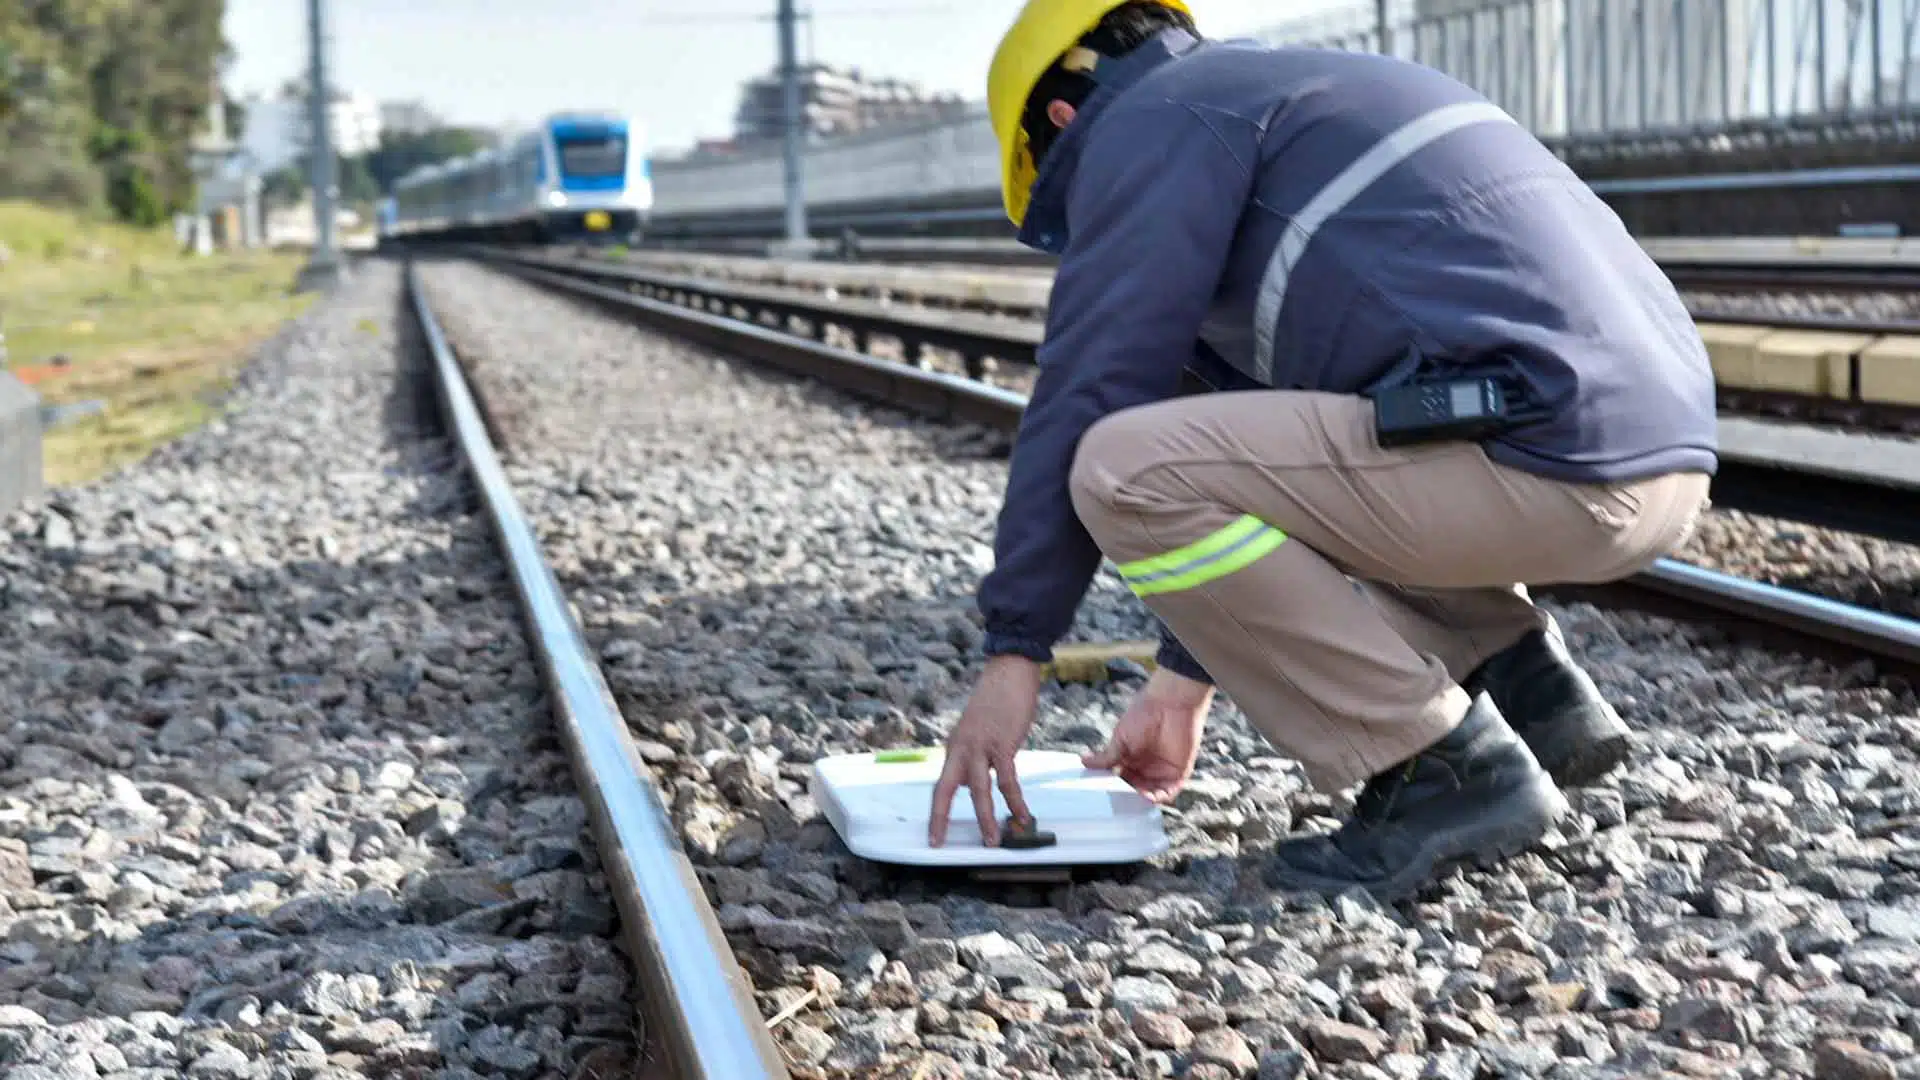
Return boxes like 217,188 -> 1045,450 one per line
1374,0 -> 1392,57
298,0 -> 345,289
776,0 -> 810,258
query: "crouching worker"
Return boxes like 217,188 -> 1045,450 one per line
927,0 -> 1717,901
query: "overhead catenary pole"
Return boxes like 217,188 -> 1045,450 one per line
299,0 -> 344,288
776,0 -> 810,257
1375,0 -> 1392,57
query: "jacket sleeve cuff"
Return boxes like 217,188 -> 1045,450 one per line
1155,627 -> 1214,685
983,630 -> 1055,665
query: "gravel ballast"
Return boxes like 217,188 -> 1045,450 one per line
608,253 -> 1920,622
0,262 -> 639,1079
420,259 -> 1920,1080
1681,288 -> 1920,326
1678,510 -> 1920,621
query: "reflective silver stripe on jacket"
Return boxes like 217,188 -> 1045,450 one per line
1250,101 -> 1518,385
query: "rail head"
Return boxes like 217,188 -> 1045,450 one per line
405,260 -> 791,1080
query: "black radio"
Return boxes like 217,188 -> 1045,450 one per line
1372,375 -> 1525,448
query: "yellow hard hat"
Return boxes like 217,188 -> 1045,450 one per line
986,0 -> 1194,227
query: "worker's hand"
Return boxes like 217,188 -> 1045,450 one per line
929,655 -> 1041,848
1083,667 -> 1214,803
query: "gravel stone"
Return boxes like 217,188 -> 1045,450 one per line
1306,1018 -> 1389,1063
0,263 -> 638,1076
1192,1026 -> 1259,1074
1815,1037 -> 1898,1080
1129,1010 -> 1193,1050
413,260 -> 1920,1079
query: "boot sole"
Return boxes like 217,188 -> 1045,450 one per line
1268,775 -> 1570,904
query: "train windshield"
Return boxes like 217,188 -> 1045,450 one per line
556,133 -> 627,178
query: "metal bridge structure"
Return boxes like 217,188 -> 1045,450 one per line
645,0 -> 1920,240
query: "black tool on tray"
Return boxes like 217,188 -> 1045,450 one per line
1000,814 -> 1057,849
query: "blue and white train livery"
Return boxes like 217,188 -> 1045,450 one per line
383,111 -> 651,244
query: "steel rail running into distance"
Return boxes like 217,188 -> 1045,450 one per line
641,232 -> 1920,295
494,245 -> 1920,364
535,241 -> 1920,338
455,246 -> 1920,679
460,244 -> 1920,547
1658,262 -> 1920,294
404,262 -> 792,1080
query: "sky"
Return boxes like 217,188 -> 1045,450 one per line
219,0 -> 1350,155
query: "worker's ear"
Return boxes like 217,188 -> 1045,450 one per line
1046,99 -> 1077,129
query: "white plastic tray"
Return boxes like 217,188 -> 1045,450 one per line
810,748 -> 1170,867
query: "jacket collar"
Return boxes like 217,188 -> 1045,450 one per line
1016,26 -> 1203,255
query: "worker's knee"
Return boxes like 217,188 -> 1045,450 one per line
1069,408 -> 1158,529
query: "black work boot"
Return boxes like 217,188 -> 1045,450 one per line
1463,625 -> 1631,787
1266,692 -> 1568,903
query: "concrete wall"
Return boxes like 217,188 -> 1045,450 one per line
653,106 -> 999,218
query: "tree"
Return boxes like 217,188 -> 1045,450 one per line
223,93 -> 245,141
0,0 -> 226,222
337,154 -> 377,203
262,162 -> 305,205
363,127 -> 493,193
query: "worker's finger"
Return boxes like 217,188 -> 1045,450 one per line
994,750 -> 1032,824
1119,765 -> 1162,797
1081,730 -> 1128,771
968,759 -> 999,847
928,752 -> 965,846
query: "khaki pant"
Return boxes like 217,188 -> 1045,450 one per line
1068,390 -> 1710,793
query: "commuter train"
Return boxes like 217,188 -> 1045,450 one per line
382,112 -> 651,245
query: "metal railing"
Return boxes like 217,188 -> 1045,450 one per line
1249,0 -> 1920,142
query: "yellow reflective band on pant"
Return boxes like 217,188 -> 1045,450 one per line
1115,514 -> 1289,597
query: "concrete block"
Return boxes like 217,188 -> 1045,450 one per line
0,372 -> 44,517
1747,330 -> 1872,397
1718,415 -> 1920,490
1693,323 -> 1777,389
1859,333 -> 1920,406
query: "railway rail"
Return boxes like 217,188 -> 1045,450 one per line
601,242 -> 1920,341
456,243 -> 1919,674
643,233 -> 1920,297
407,265 -> 792,1079
457,245 -> 1920,552
391,251 -> 1920,1078
596,241 -> 1920,437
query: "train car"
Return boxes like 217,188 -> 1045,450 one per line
374,196 -> 399,248
387,111 -> 651,245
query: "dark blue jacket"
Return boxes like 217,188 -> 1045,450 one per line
978,30 -> 1719,681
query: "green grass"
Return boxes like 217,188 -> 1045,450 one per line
0,200 -> 316,486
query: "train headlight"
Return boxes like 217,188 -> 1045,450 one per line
546,191 -> 568,208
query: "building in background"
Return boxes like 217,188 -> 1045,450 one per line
728,63 -> 968,147
236,83 -> 384,174
380,100 -> 442,138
